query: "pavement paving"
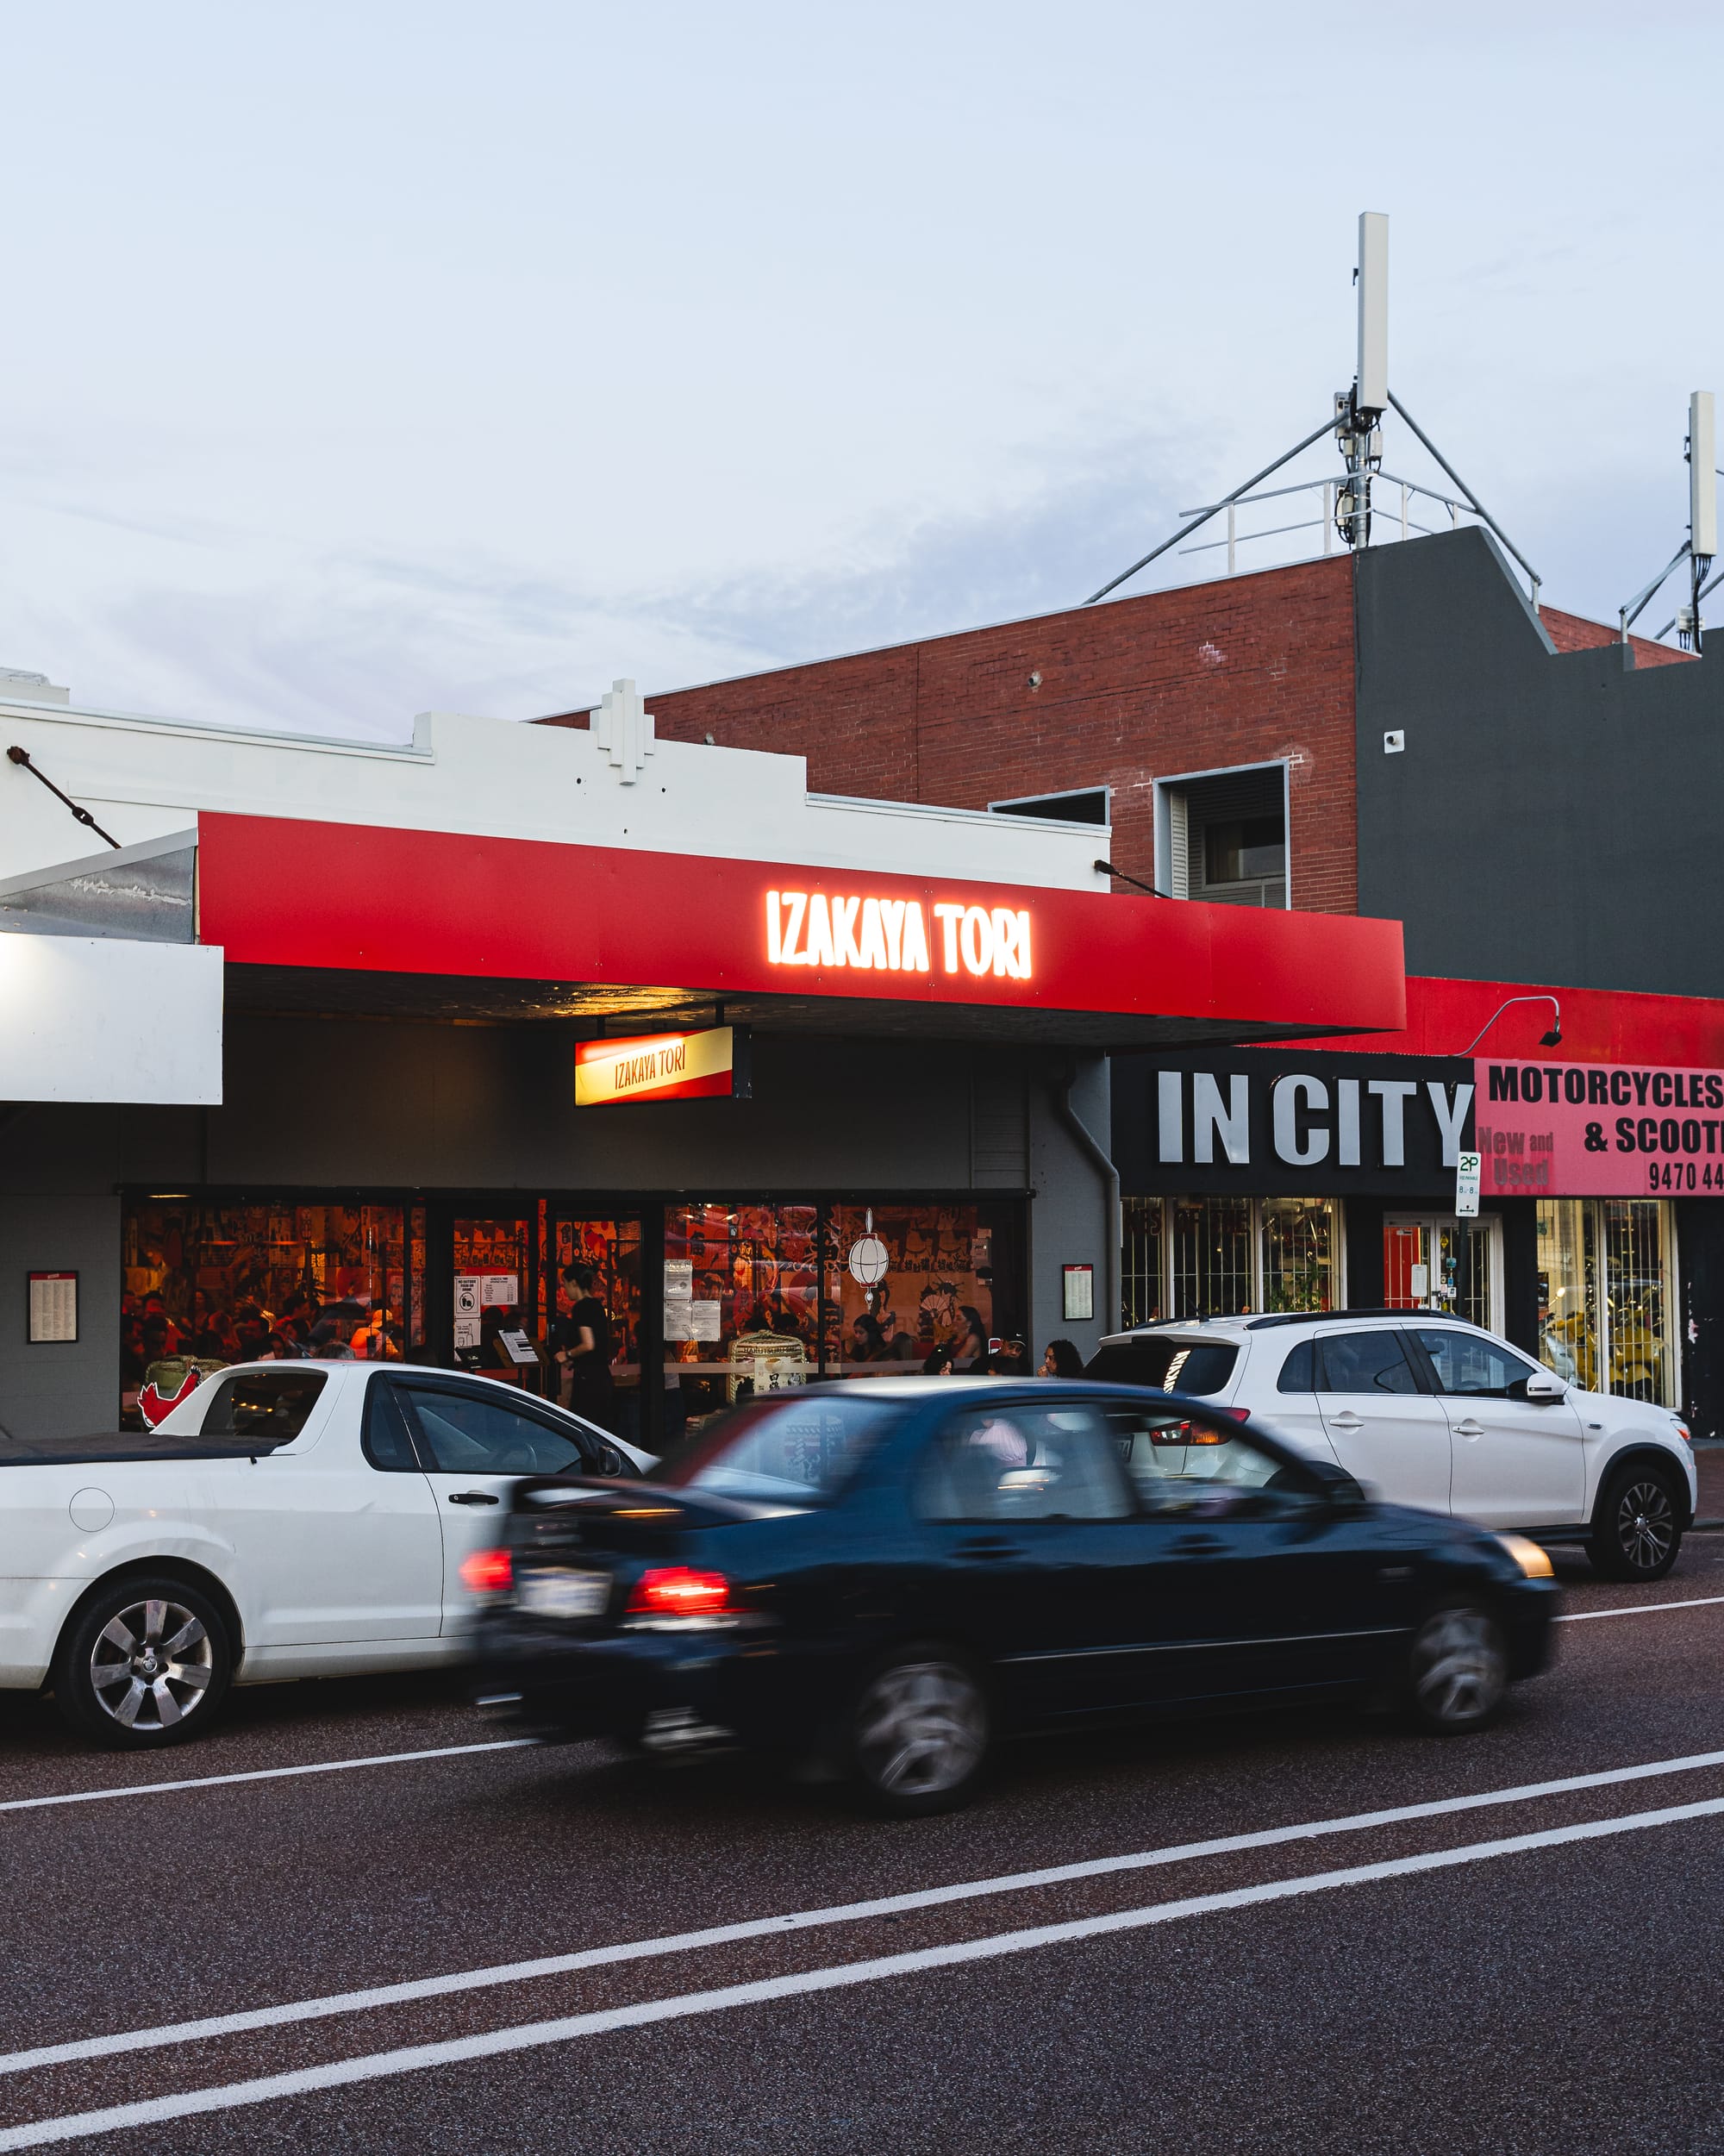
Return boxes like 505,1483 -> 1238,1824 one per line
2,1529 -> 1722,2153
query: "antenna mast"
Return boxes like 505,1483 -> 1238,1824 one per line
1621,390 -> 1716,653
1083,214 -> 1541,610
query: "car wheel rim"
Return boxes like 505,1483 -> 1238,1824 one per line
854,1660 -> 985,1797
1615,1481 -> 1675,1572
1410,1609 -> 1505,1726
88,1598 -> 214,1733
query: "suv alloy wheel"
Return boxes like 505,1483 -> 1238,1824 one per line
1590,1463 -> 1683,1583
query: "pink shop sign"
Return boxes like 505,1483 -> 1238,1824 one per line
1474,1059 -> 1724,1197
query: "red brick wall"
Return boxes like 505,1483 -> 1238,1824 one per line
540,556 -> 1363,916
1541,606 -> 1694,669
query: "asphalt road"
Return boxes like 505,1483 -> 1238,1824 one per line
3,1528 -> 1724,2153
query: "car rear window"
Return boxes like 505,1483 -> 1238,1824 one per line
1084,1339 -> 1239,1397
198,1370 -> 328,1447
656,1394 -> 897,1504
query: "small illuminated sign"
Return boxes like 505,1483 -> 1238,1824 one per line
1062,1265 -> 1095,1322
765,891 -> 1032,981
575,1027 -> 746,1108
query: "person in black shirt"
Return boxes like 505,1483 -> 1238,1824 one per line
554,1262 -> 615,1430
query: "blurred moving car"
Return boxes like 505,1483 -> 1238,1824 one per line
0,1361 -> 649,1749
470,1378 -> 1558,1815
1088,1313 -> 1696,1583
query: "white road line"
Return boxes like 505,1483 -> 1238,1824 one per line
6,1742 -> 1724,2081
0,1738 -> 538,1816
1558,1593 -> 1724,1624
5,1789 -> 1724,2151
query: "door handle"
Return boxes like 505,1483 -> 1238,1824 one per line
1174,1534 -> 1224,1556
1328,1411 -> 1364,1429
447,1490 -> 502,1506
956,1537 -> 1017,1560
1453,1420 -> 1485,1440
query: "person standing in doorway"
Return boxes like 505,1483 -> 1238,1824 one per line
555,1262 -> 615,1431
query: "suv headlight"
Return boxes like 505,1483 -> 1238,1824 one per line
1494,1533 -> 1554,1579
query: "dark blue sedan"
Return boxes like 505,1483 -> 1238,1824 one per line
471,1378 -> 1558,1814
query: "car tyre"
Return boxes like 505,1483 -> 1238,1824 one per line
53,1574 -> 232,1749
1402,1603 -> 1508,1734
1588,1463 -> 1683,1583
847,1644 -> 990,1817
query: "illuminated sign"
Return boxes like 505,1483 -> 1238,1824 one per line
575,1027 -> 746,1108
765,891 -> 1032,980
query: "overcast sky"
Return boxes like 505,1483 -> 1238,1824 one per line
3,2 -> 1720,741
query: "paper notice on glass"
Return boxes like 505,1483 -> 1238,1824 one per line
1455,1151 -> 1482,1218
453,1276 -> 483,1318
664,1260 -> 693,1301
690,1300 -> 721,1342
453,1317 -> 482,1350
665,1300 -> 695,1341
1409,1263 -> 1429,1299
482,1274 -> 519,1307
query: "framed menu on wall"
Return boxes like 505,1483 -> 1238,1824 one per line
28,1272 -> 78,1343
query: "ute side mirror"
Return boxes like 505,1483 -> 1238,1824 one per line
1522,1372 -> 1567,1404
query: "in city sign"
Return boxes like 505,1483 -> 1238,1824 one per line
1112,1052 -> 1476,1197
1476,1059 -> 1724,1196
574,1027 -> 748,1108
765,889 -> 1033,981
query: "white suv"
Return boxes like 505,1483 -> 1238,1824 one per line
1088,1312 -> 1697,1582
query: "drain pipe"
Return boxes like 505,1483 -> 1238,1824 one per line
1056,1059 -> 1121,1334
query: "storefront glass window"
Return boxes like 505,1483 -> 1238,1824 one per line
1604,1200 -> 1671,1404
665,1203 -> 821,1424
1121,1197 -> 1164,1328
121,1201 -> 414,1424
824,1204 -> 1001,1374
1537,1197 -> 1673,1405
1169,1196 -> 1252,1318
1260,1197 -> 1339,1313
452,1215 -> 534,1380
551,1216 -> 643,1434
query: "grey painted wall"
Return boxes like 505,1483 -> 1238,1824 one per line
1354,528 -> 1724,997
0,1194 -> 121,1440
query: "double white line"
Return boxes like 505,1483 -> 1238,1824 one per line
5,1745 -> 1724,2148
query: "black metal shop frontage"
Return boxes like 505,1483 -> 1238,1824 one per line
1110,1047 -> 1509,1334
119,1184 -> 1029,1447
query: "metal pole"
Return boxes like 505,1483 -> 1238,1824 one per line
1386,391 -> 1543,603
1323,481 -> 1334,553
1401,482 -> 1409,541
1082,413 -> 1340,606
1227,502 -> 1236,576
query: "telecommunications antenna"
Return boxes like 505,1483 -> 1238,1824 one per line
1084,213 -> 1542,610
1627,391 -> 1718,653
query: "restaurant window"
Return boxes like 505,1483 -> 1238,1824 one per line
1123,1196 -> 1342,1322
664,1199 -> 1022,1429
1536,1198 -> 1676,1406
120,1200 -> 420,1424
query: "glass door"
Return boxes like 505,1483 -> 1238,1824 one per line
1384,1215 -> 1499,1330
449,1212 -> 541,1391
549,1215 -> 643,1443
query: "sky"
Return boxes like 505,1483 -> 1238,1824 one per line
3,2 -> 1721,742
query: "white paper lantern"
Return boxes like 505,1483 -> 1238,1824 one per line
847,1234 -> 890,1287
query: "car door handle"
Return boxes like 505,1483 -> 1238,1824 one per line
447,1490 -> 502,1506
1174,1534 -> 1225,1556
1328,1411 -> 1364,1429
956,1537 -> 1017,1560
1452,1420 -> 1485,1440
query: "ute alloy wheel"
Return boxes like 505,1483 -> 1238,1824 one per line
1404,1605 -> 1508,1734
850,1648 -> 990,1816
1590,1467 -> 1682,1583
55,1575 -> 232,1748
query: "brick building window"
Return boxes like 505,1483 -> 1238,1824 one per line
1156,764 -> 1289,908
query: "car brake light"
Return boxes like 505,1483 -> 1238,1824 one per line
627,1566 -> 731,1616
459,1547 -> 513,1595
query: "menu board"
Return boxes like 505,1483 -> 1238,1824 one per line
28,1272 -> 78,1344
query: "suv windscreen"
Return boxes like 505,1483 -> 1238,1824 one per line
1084,1339 -> 1239,1397
656,1394 -> 897,1504
198,1370 -> 328,1447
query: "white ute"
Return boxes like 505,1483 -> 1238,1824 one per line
1090,1311 -> 1698,1581
0,1362 -> 649,1748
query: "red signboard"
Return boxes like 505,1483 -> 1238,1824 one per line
196,814 -> 1405,1038
1475,1058 -> 1724,1197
